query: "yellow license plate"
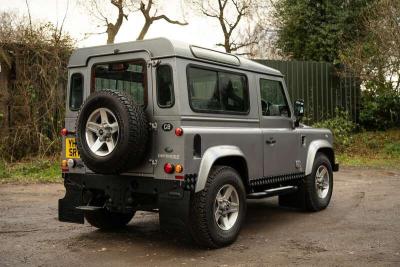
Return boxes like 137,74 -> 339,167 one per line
66,138 -> 80,159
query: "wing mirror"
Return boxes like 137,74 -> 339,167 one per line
294,99 -> 304,127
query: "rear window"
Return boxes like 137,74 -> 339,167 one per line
92,61 -> 146,105
69,73 -> 83,111
156,65 -> 174,108
187,66 -> 249,114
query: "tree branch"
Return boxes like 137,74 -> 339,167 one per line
152,14 -> 188,25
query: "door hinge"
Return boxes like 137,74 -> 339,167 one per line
147,60 -> 161,68
149,159 -> 158,166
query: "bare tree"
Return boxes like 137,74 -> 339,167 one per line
239,1 -> 281,58
80,0 -> 134,44
136,0 -> 188,40
341,0 -> 400,93
190,0 -> 261,54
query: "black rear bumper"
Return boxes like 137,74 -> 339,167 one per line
58,173 -> 192,230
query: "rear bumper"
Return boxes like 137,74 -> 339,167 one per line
58,173 -> 192,230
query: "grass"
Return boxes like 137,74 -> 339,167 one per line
337,128 -> 400,169
0,157 -> 61,184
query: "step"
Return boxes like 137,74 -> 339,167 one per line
247,186 -> 298,199
76,206 -> 103,212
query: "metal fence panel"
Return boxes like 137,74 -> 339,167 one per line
256,60 -> 360,123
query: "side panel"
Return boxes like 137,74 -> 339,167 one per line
175,58 -> 263,192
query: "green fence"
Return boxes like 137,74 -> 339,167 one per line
256,60 -> 360,123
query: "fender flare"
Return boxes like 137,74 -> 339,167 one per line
305,139 -> 333,175
195,145 -> 246,193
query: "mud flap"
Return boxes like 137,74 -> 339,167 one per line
278,182 -> 306,210
158,189 -> 191,234
58,180 -> 84,224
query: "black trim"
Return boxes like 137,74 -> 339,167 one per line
249,172 -> 305,188
183,173 -> 198,191
186,64 -> 250,115
156,64 -> 175,108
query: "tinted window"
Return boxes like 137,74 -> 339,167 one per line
260,79 -> 290,117
69,73 -> 83,110
92,61 -> 146,105
188,67 -> 248,113
156,65 -> 174,108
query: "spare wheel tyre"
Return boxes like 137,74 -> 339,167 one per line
76,89 -> 149,174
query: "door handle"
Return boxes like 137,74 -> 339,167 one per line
266,138 -> 276,145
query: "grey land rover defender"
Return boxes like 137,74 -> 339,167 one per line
59,38 -> 339,248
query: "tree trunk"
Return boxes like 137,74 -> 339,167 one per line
107,33 -> 116,44
137,20 -> 152,40
224,37 -> 231,53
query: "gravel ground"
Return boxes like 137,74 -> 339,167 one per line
0,167 -> 399,266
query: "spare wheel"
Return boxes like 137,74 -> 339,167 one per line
76,89 -> 149,174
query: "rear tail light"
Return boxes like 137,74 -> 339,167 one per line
164,163 -> 174,174
61,160 -> 68,167
175,164 -> 183,173
61,128 -> 68,136
61,160 -> 68,172
175,127 -> 183,136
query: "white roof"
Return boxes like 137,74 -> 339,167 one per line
68,37 -> 282,76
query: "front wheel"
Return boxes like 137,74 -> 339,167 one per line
304,152 -> 334,211
189,166 -> 247,248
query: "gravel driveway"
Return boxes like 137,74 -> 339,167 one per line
0,167 -> 399,266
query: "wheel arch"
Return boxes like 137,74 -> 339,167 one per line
305,140 -> 335,175
195,146 -> 249,193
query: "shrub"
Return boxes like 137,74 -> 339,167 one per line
0,159 -> 9,178
384,142 -> 400,157
359,91 -> 400,131
0,13 -> 73,161
312,109 -> 356,151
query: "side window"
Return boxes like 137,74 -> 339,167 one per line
156,65 -> 174,108
260,79 -> 291,117
92,61 -> 146,106
188,68 -> 218,111
69,73 -> 83,111
188,66 -> 249,113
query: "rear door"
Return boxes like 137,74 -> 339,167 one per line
258,76 -> 301,177
87,52 -> 154,174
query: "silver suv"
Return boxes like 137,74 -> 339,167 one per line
59,38 -> 339,248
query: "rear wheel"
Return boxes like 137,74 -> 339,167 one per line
189,166 -> 246,248
84,210 -> 135,230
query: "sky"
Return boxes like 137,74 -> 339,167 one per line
0,0 -> 224,50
